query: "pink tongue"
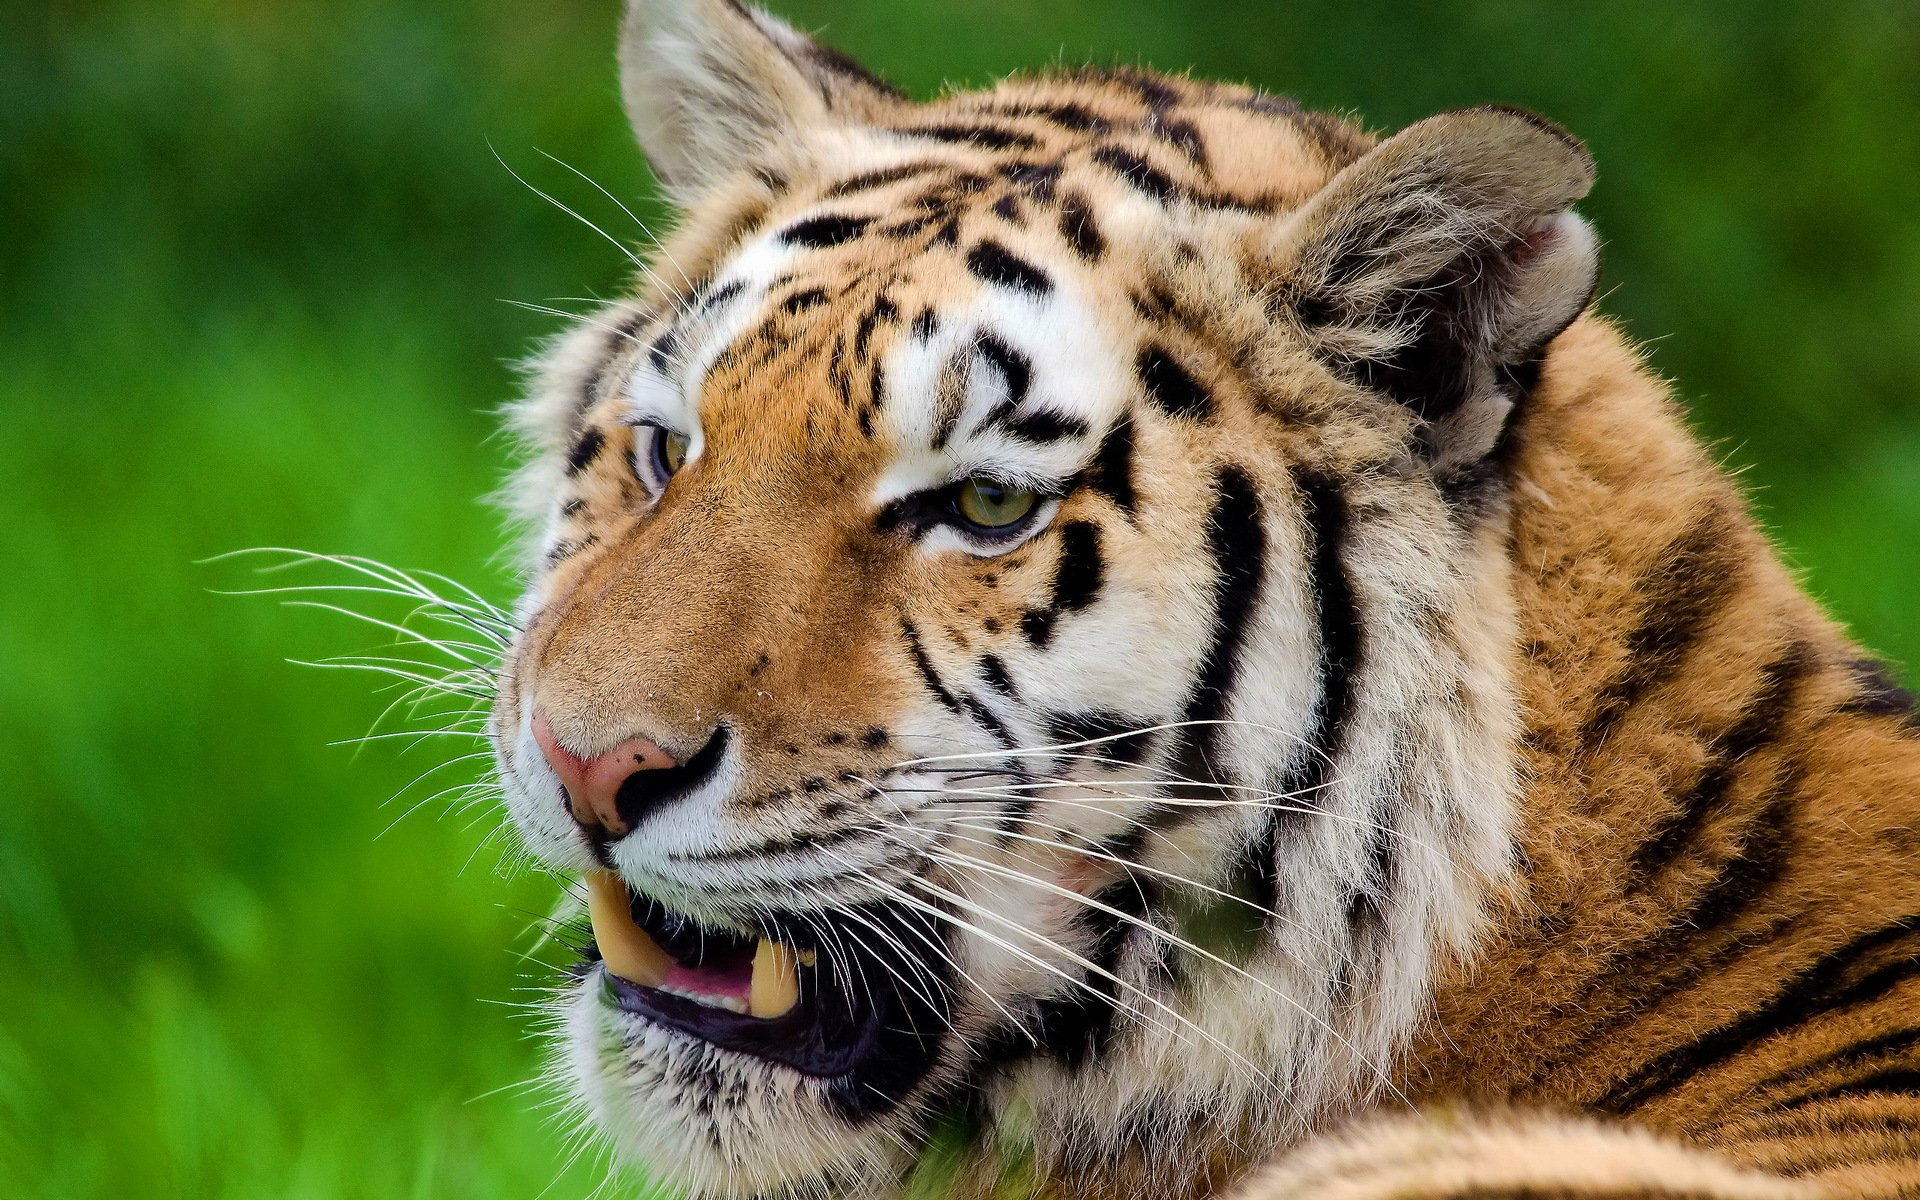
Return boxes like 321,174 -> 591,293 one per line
663,958 -> 754,1002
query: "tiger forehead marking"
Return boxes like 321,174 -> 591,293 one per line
481,3 -> 1920,1200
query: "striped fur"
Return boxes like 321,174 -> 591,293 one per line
483,3 -> 1920,1198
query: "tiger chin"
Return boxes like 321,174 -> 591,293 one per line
482,2 -> 1920,1198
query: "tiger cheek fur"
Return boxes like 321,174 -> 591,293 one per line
476,3 -> 1920,1199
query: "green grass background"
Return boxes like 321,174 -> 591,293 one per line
3,1 -> 1915,1196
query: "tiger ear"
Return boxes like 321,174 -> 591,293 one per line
619,0 -> 903,204
1267,106 -> 1599,472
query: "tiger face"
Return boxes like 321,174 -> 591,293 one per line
490,1 -> 1601,1196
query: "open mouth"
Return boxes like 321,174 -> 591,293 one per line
582,871 -> 954,1094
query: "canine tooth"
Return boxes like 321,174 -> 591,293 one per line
749,940 -> 801,1018
585,871 -> 673,988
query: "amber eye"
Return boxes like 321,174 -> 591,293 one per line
636,424 -> 692,491
656,430 -> 690,477
953,478 -> 1039,531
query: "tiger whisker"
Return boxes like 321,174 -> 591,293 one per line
923,813 -> 1348,961
882,789 -> 1192,861
891,870 -> 1294,1104
310,654 -> 497,690
289,658 -> 493,701
329,728 -> 492,747
528,149 -> 701,302
894,717 -> 1329,771
827,818 -> 1280,1086
896,771 -> 1436,857
818,901 -> 953,1036
211,547 -> 517,639
810,844 -> 1028,1037
917,844 -> 1408,1109
503,300 -> 651,348
839,859 -> 1207,1060
213,581 -> 514,645
491,144 -> 650,273
281,600 -> 500,670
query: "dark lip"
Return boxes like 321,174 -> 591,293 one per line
593,963 -> 882,1077
578,897 -> 956,1114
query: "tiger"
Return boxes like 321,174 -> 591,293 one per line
480,1 -> 1920,1197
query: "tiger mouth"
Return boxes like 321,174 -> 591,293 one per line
582,871 -> 946,1082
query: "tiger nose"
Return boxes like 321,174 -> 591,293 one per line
531,711 -> 678,839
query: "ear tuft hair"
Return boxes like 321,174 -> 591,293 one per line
620,0 -> 903,205
1268,106 -> 1600,472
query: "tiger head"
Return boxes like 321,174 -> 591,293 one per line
490,1 -> 1600,1196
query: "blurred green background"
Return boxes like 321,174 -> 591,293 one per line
3,0 -> 1915,1196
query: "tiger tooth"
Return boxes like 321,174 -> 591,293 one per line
586,870 -> 673,988
749,940 -> 801,1018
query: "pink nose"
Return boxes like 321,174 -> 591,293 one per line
531,711 -> 678,838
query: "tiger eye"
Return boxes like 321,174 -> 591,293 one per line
657,430 -> 691,477
955,479 -> 1038,530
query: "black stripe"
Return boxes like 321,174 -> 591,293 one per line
1020,608 -> 1056,647
781,288 -> 829,314
1538,910 -> 1800,1096
781,214 -> 873,248
853,295 -> 898,361
1598,917 -> 1920,1113
697,279 -> 746,310
966,240 -> 1053,294
543,534 -> 596,568
1050,521 -> 1105,613
1031,876 -> 1153,1069
1628,642 -> 1813,882
1002,409 -> 1090,444
1087,416 -> 1137,518
1169,468 -> 1267,823
975,334 -> 1031,405
1057,193 -> 1106,261
866,359 -> 887,424
565,427 -> 606,475
648,325 -> 679,375
825,162 -> 940,197
1837,657 -> 1917,725
894,123 -> 1039,150
1001,102 -> 1112,134
978,654 -> 1018,698
1253,473 -> 1362,919
1669,768 -> 1799,936
1772,1066 -> 1920,1112
1110,67 -> 1181,110
900,618 -> 963,716
824,332 -> 852,408
1090,146 -> 1178,202
1758,1025 -> 1920,1101
1001,161 -> 1062,199
1150,115 -> 1208,167
1237,91 -> 1302,118
1579,508 -> 1743,750
957,692 -> 1014,747
1045,711 -> 1155,765
1136,345 -> 1212,421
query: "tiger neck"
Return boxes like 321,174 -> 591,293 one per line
1413,313 -> 1920,1110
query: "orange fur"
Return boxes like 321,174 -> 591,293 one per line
492,6 -> 1920,1195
